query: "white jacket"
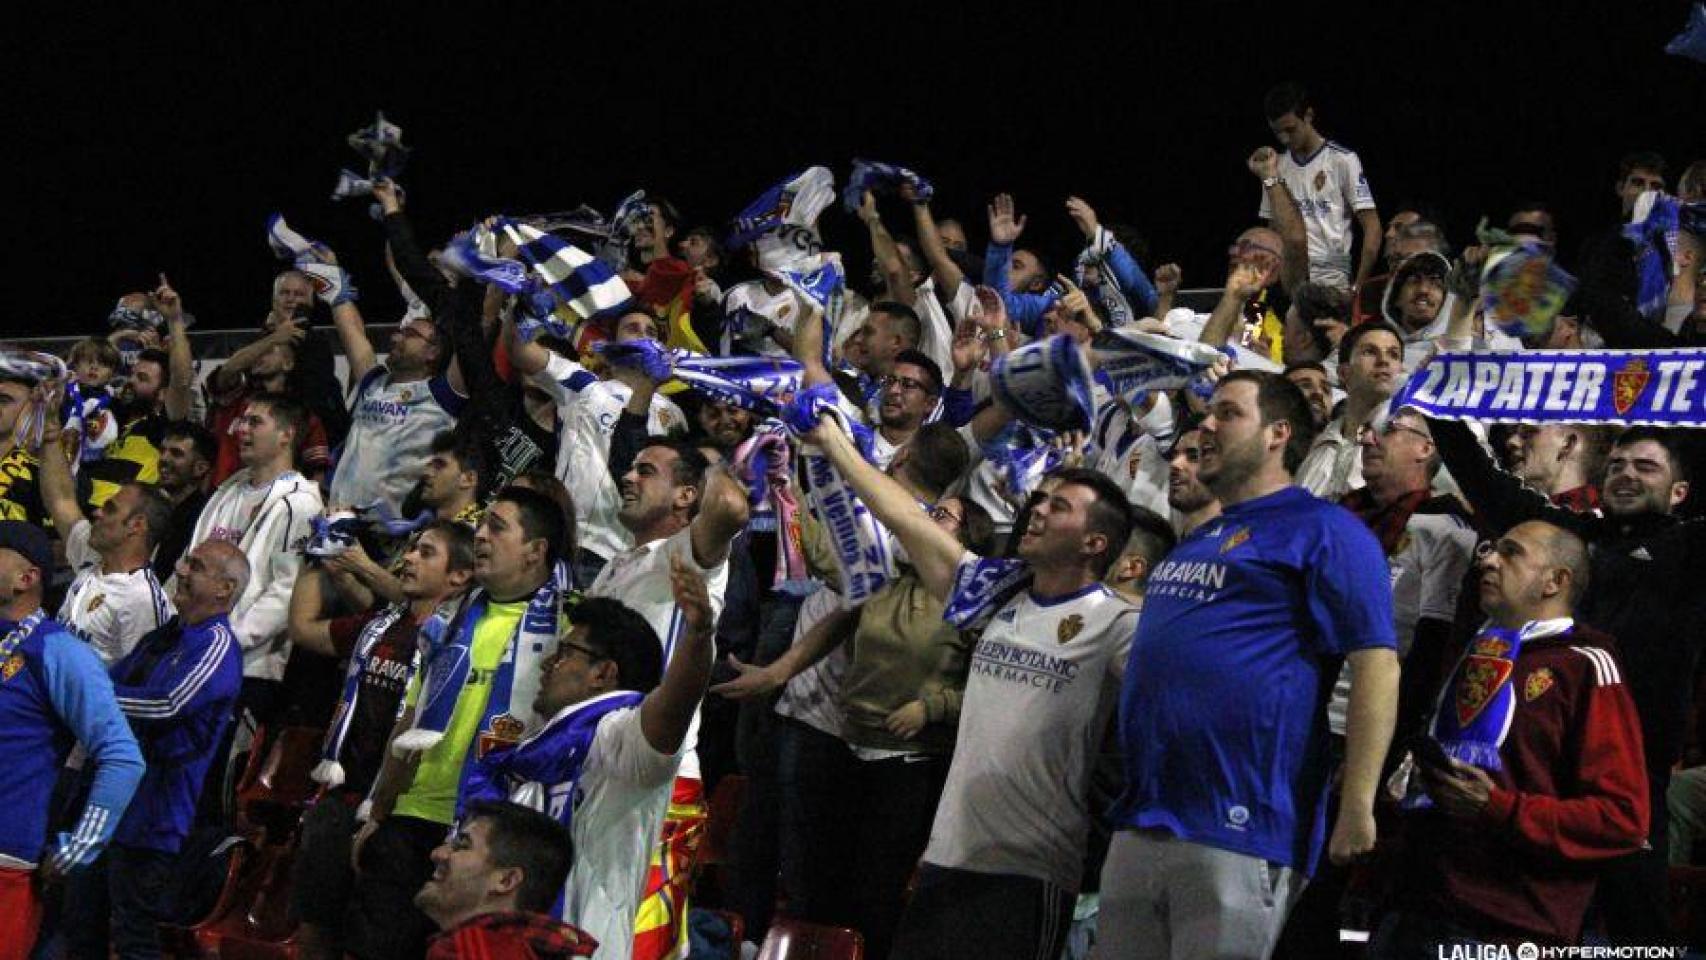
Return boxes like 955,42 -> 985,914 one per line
182,468 -> 323,681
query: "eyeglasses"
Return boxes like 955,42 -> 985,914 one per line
551,638 -> 605,665
928,504 -> 964,526
1357,421 -> 1432,443
880,375 -> 934,395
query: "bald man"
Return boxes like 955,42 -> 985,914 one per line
66,540 -> 247,960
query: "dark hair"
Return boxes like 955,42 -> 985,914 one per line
1217,370 -> 1318,473
681,226 -> 725,267
1612,427 -> 1690,484
247,391 -> 308,461
419,519 -> 476,574
1617,151 -> 1668,182
870,301 -> 922,349
68,337 -> 122,371
1050,467 -> 1137,578
494,484 -> 572,565
647,196 -> 682,233
1284,359 -> 1329,380
512,469 -> 578,562
121,483 -> 175,550
902,423 -> 968,498
1263,81 -> 1311,122
1013,248 -> 1052,292
1291,283 -> 1348,358
637,438 -> 711,519
891,349 -> 944,396
134,348 -> 171,386
163,421 -> 218,464
955,498 -> 996,556
461,800 -> 575,914
1123,504 -> 1179,571
430,431 -> 493,501
617,306 -> 664,341
1336,320 -> 1405,366
568,596 -> 663,693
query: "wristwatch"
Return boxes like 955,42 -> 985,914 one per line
1262,176 -> 1281,190
980,329 -> 1008,342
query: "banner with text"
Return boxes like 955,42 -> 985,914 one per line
1392,349 -> 1706,428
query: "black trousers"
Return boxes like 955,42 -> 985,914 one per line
64,844 -> 178,960
779,722 -> 948,960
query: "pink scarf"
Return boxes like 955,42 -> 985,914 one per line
735,426 -> 811,595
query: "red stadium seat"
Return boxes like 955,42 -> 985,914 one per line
233,726 -> 325,829
756,918 -> 864,960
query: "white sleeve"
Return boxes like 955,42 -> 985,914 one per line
230,495 -> 315,651
594,708 -> 681,788
1258,186 -> 1273,221
535,351 -> 598,407
1417,519 -> 1477,622
1342,151 -> 1376,212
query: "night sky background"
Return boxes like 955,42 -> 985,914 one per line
8,4 -> 1704,335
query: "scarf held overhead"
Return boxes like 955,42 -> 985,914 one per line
1391,348 -> 1706,428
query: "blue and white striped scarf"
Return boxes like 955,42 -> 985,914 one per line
313,603 -> 410,788
841,159 -> 934,213
781,383 -> 898,605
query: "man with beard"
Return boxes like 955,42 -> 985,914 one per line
1295,322 -> 1404,499
1166,424 -> 1222,536
1098,371 -> 1398,959
83,276 -> 194,510
149,422 -> 216,582
1429,420 -> 1706,943
1283,361 -> 1334,432
37,408 -> 175,665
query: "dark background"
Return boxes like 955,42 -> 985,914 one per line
8,4 -> 1703,334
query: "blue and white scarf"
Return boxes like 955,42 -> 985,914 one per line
728,167 -> 836,251
841,159 -> 934,213
391,562 -> 569,768
313,604 -> 410,788
1403,625 -> 1525,811
1390,348 -> 1706,428
345,110 -> 410,179
458,689 -> 646,828
596,339 -> 804,415
1076,227 -> 1136,328
265,213 -> 333,265
990,334 -> 1098,434
1090,327 -> 1222,404
500,220 -> 633,321
1623,193 -> 1706,323
781,383 -> 896,605
1,351 -> 66,453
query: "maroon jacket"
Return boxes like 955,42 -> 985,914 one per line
427,911 -> 597,960
1404,622 -> 1649,944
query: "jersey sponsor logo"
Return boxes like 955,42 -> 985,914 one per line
1225,804 -> 1251,831
971,638 -> 1081,693
1524,668 -> 1555,702
1057,614 -> 1084,644
1613,358 -> 1650,416
1,653 -> 23,682
1147,558 -> 1229,602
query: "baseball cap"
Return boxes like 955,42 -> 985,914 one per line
0,521 -> 53,574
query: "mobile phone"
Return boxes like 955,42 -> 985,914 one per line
1411,735 -> 1453,771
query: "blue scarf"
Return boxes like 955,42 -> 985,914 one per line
1402,625 -> 1525,811
782,383 -> 896,605
391,563 -> 568,768
841,159 -> 934,213
1622,193 -> 1706,322
313,604 -> 409,788
1390,348 -> 1706,428
596,339 -> 804,415
458,690 -> 646,826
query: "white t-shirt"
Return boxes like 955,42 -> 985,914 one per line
537,353 -> 687,562
912,277 -> 978,381
773,585 -> 849,737
58,519 -> 174,665
193,476 -> 273,546
1090,394 -> 1176,521
1258,140 -> 1376,289
587,526 -> 729,780
1327,507 -> 1477,734
329,368 -> 466,513
924,553 -> 1139,891
518,698 -> 680,960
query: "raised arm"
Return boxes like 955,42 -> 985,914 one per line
212,318 -> 305,393
860,192 -> 916,307
153,275 -> 196,422
806,416 -> 964,601
1198,261 -> 1267,350
910,190 -> 965,296
33,392 -> 86,535
688,462 -> 752,571
639,555 -> 717,754
1250,148 -> 1309,295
